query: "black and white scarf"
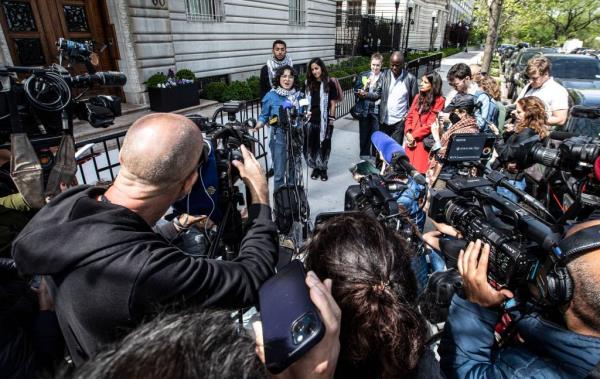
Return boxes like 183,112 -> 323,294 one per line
266,54 -> 293,88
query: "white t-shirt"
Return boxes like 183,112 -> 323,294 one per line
386,72 -> 409,124
517,77 -> 569,118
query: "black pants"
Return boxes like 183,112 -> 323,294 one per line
305,122 -> 333,171
380,119 -> 405,145
358,114 -> 379,157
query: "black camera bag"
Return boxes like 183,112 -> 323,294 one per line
273,185 -> 309,234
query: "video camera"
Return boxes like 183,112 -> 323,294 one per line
428,173 -> 563,293
0,39 -> 126,145
185,101 -> 261,260
496,131 -> 600,217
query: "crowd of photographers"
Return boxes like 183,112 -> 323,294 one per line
1,40 -> 599,379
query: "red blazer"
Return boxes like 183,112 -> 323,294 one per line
404,94 -> 445,173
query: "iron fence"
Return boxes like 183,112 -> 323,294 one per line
75,100 -> 269,185
336,12 -> 401,57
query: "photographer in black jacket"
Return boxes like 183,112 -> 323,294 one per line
12,113 -> 279,366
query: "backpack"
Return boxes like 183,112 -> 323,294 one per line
273,185 -> 309,234
329,77 -> 344,102
475,91 -> 499,129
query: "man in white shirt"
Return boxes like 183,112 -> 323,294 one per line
378,51 -> 418,144
516,56 -> 568,127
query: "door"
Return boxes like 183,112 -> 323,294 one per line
0,0 -> 121,96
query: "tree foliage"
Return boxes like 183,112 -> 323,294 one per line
471,0 -> 600,46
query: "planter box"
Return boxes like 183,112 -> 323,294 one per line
148,82 -> 199,112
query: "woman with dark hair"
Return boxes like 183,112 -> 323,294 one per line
404,71 -> 445,173
254,65 -> 304,191
304,213 -> 440,379
305,58 -> 338,181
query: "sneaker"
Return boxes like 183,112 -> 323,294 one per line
320,170 -> 328,181
311,169 -> 320,180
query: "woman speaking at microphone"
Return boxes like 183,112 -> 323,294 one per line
253,65 -> 304,191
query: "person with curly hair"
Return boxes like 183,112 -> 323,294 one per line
494,96 -> 549,201
475,74 -> 501,101
303,213 -> 442,379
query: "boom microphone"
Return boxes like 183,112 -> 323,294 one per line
371,131 -> 427,185
68,71 -> 127,88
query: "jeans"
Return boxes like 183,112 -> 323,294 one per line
496,177 -> 526,203
380,119 -> 405,145
270,126 -> 302,192
358,114 -> 379,157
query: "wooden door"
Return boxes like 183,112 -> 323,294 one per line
0,0 -> 121,95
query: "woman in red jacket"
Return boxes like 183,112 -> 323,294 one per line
404,71 -> 445,173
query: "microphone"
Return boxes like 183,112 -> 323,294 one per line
68,71 -> 127,88
371,131 -> 427,186
548,131 -> 576,141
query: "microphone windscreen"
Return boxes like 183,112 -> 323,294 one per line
371,131 -> 405,163
594,156 -> 600,181
281,99 -> 294,110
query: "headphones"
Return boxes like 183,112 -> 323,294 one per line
199,140 -> 211,169
537,224 -> 600,305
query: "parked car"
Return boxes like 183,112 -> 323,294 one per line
564,105 -> 600,139
505,47 -> 558,100
497,44 -> 515,56
513,54 -> 600,101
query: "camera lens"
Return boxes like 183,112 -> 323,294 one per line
292,312 -> 317,345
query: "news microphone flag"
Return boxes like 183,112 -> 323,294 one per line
281,99 -> 294,110
371,131 -> 406,164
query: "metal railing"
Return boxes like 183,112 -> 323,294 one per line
75,100 -> 269,185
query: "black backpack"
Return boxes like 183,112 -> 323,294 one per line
273,185 -> 309,234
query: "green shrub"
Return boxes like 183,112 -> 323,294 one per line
146,72 -> 167,88
246,76 -> 260,99
329,70 -> 349,78
202,81 -> 227,102
441,47 -> 463,57
222,81 -> 252,102
175,69 -> 196,81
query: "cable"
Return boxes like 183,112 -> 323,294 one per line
23,70 -> 71,112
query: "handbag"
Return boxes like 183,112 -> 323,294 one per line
423,134 -> 435,151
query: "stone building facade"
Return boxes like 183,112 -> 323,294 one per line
0,0 -> 335,105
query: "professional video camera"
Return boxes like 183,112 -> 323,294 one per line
185,101 -> 262,260
342,132 -> 428,244
0,38 -> 126,208
0,39 -> 126,145
496,131 -> 600,220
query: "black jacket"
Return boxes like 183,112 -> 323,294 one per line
260,65 -> 272,99
378,69 -> 418,125
12,185 -> 278,366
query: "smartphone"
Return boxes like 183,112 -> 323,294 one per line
258,260 -> 325,374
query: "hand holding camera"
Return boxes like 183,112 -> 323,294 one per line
457,240 -> 514,308
232,145 -> 268,206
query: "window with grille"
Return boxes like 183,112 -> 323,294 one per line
289,0 -> 306,26
367,0 -> 376,16
336,1 -> 342,26
185,0 -> 223,22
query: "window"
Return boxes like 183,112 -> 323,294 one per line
410,4 -> 419,31
185,0 -> 223,22
367,0 -> 376,15
289,0 -> 306,26
336,1 -> 343,26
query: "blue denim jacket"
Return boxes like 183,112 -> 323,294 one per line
392,178 -> 426,232
258,90 -> 304,127
440,295 -> 600,379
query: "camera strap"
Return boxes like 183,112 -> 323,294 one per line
557,224 -> 600,262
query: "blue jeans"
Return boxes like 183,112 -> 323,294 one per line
270,126 -> 302,192
496,177 -> 526,203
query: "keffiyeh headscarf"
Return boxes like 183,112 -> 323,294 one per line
266,54 -> 293,88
